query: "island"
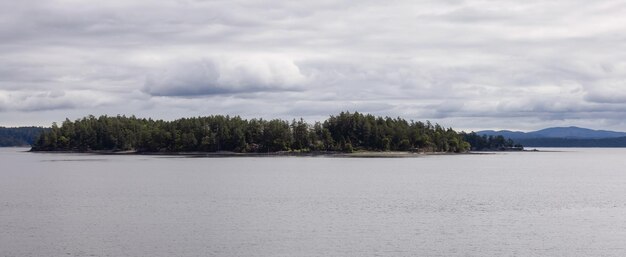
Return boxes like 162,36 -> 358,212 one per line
30,112 -> 521,155
0,127 -> 48,147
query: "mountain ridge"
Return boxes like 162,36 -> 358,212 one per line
477,126 -> 626,139
476,126 -> 626,147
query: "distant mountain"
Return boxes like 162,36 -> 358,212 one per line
530,127 -> 626,139
512,137 -> 626,148
478,126 -> 626,140
476,126 -> 626,147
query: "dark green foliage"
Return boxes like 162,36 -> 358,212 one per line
0,127 -> 48,146
32,112 -> 471,153
461,132 -> 522,151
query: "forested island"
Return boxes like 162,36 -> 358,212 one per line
0,127 -> 49,147
462,132 -> 524,151
30,112 -> 520,154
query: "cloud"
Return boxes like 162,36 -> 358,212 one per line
142,56 -> 307,96
584,78 -> 626,104
0,90 -> 119,112
1,0 -> 626,131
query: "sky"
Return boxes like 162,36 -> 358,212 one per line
1,0 -> 626,132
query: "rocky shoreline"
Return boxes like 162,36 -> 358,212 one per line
29,149 -> 492,158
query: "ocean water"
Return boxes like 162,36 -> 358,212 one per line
1,147 -> 625,256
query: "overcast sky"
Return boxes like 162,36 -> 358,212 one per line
1,0 -> 626,131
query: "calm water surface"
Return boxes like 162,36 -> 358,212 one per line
1,148 -> 625,256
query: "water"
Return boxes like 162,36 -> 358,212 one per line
1,148 -> 625,257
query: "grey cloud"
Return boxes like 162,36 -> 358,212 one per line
585,94 -> 626,104
0,90 -> 121,112
144,60 -> 222,96
584,79 -> 626,104
143,57 -> 307,96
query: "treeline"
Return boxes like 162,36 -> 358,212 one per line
0,127 -> 48,147
31,112 -> 471,153
461,132 -> 523,151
